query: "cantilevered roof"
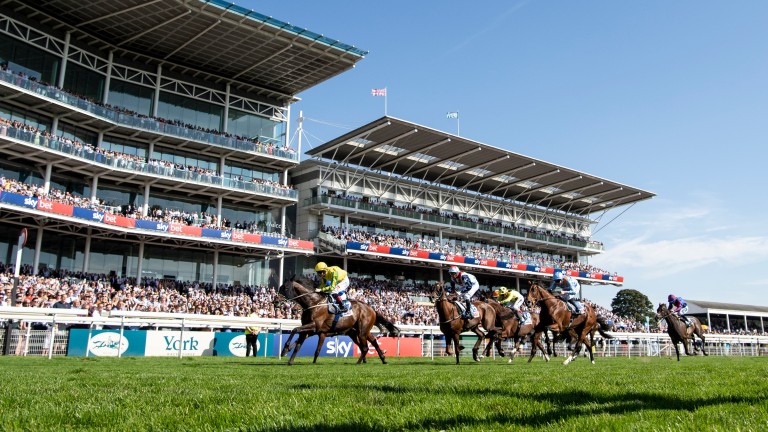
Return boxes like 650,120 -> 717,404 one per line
306,116 -> 656,216
15,0 -> 367,101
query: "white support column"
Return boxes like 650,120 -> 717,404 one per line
51,117 -> 59,136
152,64 -> 162,117
212,250 -> 219,288
222,83 -> 230,132
137,241 -> 145,285
278,256 -> 284,289
142,184 -> 150,217
216,196 -> 223,227
33,227 -> 43,275
83,228 -> 92,273
103,51 -> 114,104
96,131 -> 104,148
43,163 -> 52,195
56,32 -> 71,89
91,176 -> 99,204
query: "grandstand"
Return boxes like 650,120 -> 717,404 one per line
294,116 -> 655,291
0,0 -> 365,289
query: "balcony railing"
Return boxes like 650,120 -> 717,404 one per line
0,69 -> 297,161
1,125 -> 297,199
304,195 -> 602,250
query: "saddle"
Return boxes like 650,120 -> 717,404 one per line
454,301 -> 478,318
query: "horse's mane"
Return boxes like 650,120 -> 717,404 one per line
292,275 -> 318,291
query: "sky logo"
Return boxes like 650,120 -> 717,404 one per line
24,197 -> 38,207
155,223 -> 168,231
277,238 -> 287,246
325,340 -> 353,357
91,212 -> 104,222
220,231 -> 232,240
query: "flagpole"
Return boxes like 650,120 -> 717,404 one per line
384,87 -> 388,116
447,111 -> 459,136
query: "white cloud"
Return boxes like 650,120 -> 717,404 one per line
593,235 -> 768,278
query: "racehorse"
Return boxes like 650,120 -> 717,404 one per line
434,283 -> 499,364
482,298 -> 541,362
655,303 -> 708,361
277,276 -> 400,366
526,282 -> 613,365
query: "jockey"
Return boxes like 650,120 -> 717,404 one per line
493,286 -> 525,323
667,294 -> 690,325
548,270 -> 584,315
314,262 -> 351,313
447,265 -> 479,319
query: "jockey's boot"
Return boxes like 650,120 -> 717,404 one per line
681,315 -> 690,326
335,294 -> 347,313
463,299 -> 473,318
568,298 -> 583,315
513,309 -> 524,323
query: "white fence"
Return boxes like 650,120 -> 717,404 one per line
1,307 -> 766,359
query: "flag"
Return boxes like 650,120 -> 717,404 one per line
446,111 -> 459,119
371,88 -> 387,97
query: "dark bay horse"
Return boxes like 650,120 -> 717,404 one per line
656,303 -> 708,361
277,276 -> 400,366
482,298 -> 541,362
435,284 -> 499,364
526,282 -> 613,365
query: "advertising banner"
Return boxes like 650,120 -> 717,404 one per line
211,332 -> 272,357
144,331 -> 217,356
272,334 -> 356,358
232,231 -> 260,243
353,336 -> 422,357
0,192 -> 38,209
72,207 -> 104,223
38,199 -> 74,216
104,212 -> 135,228
135,219 -> 169,232
67,329 -> 147,357
260,236 -> 289,247
201,228 -> 232,241
286,238 -> 314,251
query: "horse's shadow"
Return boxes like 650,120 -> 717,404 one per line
269,381 -> 759,432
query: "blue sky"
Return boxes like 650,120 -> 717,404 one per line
245,1 -> 768,308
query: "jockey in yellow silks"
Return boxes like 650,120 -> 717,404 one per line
315,262 -> 351,312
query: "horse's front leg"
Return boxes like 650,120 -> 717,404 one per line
471,327 -> 486,361
280,328 -> 300,357
313,333 -> 327,364
287,333 -> 308,366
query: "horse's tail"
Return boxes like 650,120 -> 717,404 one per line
596,315 -> 615,339
375,311 -> 401,337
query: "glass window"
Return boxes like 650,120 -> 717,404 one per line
0,33 -> 60,84
108,79 -> 154,116
101,135 -> 147,158
227,108 -> 285,146
151,148 -> 217,173
157,91 -> 223,132
222,161 -> 279,183
57,122 -> 98,146
63,63 -> 105,101
0,104 -> 51,131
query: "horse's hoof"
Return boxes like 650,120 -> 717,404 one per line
508,358 -> 513,364
499,352 -> 506,357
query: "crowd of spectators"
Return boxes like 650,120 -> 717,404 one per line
3,263 -> 761,336
0,176 -> 290,238
1,64 -> 296,158
0,116 -> 295,195
323,225 -> 613,276
323,191 -> 604,248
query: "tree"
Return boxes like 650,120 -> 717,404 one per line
611,289 -> 654,323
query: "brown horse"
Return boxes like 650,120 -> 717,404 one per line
277,276 -> 400,365
482,298 -> 542,362
526,282 -> 613,365
435,284 -> 499,364
655,303 -> 708,361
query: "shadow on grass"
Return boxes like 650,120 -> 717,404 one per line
249,382 -> 760,432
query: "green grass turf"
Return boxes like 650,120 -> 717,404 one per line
0,355 -> 766,431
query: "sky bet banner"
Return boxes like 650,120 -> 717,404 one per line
0,190 -> 312,252
346,241 -> 624,283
